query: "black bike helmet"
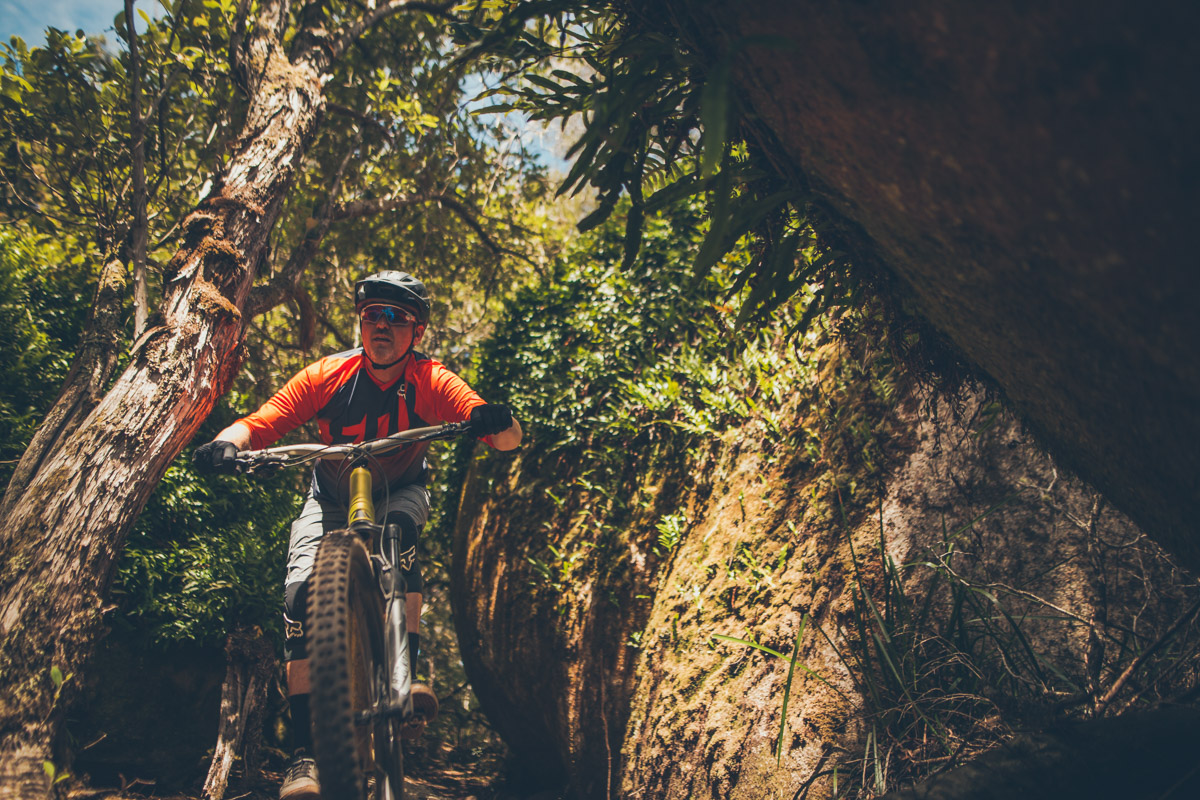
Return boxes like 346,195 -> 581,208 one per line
354,270 -> 431,324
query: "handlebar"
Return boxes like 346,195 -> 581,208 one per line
234,420 -> 475,473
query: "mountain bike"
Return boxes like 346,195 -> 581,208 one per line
235,421 -> 474,800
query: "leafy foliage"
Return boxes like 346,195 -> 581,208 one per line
460,1 -> 862,334
0,229 -> 97,486
441,193 -> 818,614
470,195 -> 746,457
1,14 -> 233,269
114,401 -> 304,649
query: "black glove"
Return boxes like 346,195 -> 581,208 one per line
469,404 -> 513,437
193,440 -> 240,474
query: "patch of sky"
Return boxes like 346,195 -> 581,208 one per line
2,0 -> 160,48
461,70 -> 576,178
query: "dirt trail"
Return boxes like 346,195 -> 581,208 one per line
67,759 -> 557,800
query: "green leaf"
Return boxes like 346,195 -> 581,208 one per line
693,168 -> 733,280
469,103 -> 515,116
699,59 -> 731,179
712,633 -> 786,660
698,184 -> 798,286
550,69 -> 589,87
557,131 -> 605,198
525,73 -> 565,93
776,615 -> 807,765
736,229 -> 803,327
576,195 -> 619,233
50,665 -> 63,688
644,170 -> 703,213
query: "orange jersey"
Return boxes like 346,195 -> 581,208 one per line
239,349 -> 488,504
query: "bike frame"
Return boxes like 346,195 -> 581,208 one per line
237,421 -> 472,726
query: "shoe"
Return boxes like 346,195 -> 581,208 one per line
280,755 -> 320,800
411,682 -> 439,722
401,683 -> 439,740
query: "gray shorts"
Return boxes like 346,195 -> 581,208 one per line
284,484 -> 430,588
282,485 -> 430,661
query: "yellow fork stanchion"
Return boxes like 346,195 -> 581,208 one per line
347,465 -> 375,528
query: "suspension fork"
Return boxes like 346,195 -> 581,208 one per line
346,462 -> 414,715
382,521 -> 415,713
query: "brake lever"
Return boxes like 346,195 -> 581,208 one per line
237,453 -> 288,475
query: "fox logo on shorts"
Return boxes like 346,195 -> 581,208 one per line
283,614 -> 304,641
397,545 -> 417,571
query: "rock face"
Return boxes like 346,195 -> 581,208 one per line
634,0 -> 1200,572
453,333 -> 1199,798
452,440 -> 680,795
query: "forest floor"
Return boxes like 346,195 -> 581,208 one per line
66,756 -> 561,800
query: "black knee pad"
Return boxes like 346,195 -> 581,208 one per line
383,510 -> 423,596
283,579 -> 309,661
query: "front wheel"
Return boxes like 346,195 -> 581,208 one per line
308,532 -> 403,799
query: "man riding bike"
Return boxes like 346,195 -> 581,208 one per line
193,270 -> 522,799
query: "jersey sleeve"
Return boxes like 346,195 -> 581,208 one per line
238,360 -> 327,449
413,360 -> 494,444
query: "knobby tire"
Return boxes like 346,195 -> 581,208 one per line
309,532 -> 403,800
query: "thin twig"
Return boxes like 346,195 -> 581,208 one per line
328,103 -> 394,141
247,128 -> 363,319
1094,596 -> 1200,716
793,744 -> 835,800
933,557 -> 1123,645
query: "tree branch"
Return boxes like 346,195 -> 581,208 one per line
331,190 -> 515,258
142,64 -> 186,124
1093,595 -> 1200,717
330,191 -> 432,221
328,103 -> 394,141
326,1 -> 458,63
247,129 -> 363,320
232,0 -> 288,94
317,304 -> 354,350
124,0 -> 150,336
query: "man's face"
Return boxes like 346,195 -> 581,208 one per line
359,302 -> 424,365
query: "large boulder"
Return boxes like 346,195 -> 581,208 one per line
453,331 -> 1199,798
635,0 -> 1200,571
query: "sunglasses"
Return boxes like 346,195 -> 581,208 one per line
360,304 -> 418,327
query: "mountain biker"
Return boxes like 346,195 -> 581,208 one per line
193,270 -> 522,800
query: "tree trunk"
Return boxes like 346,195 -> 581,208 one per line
0,12 -> 326,793
203,627 -> 276,800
